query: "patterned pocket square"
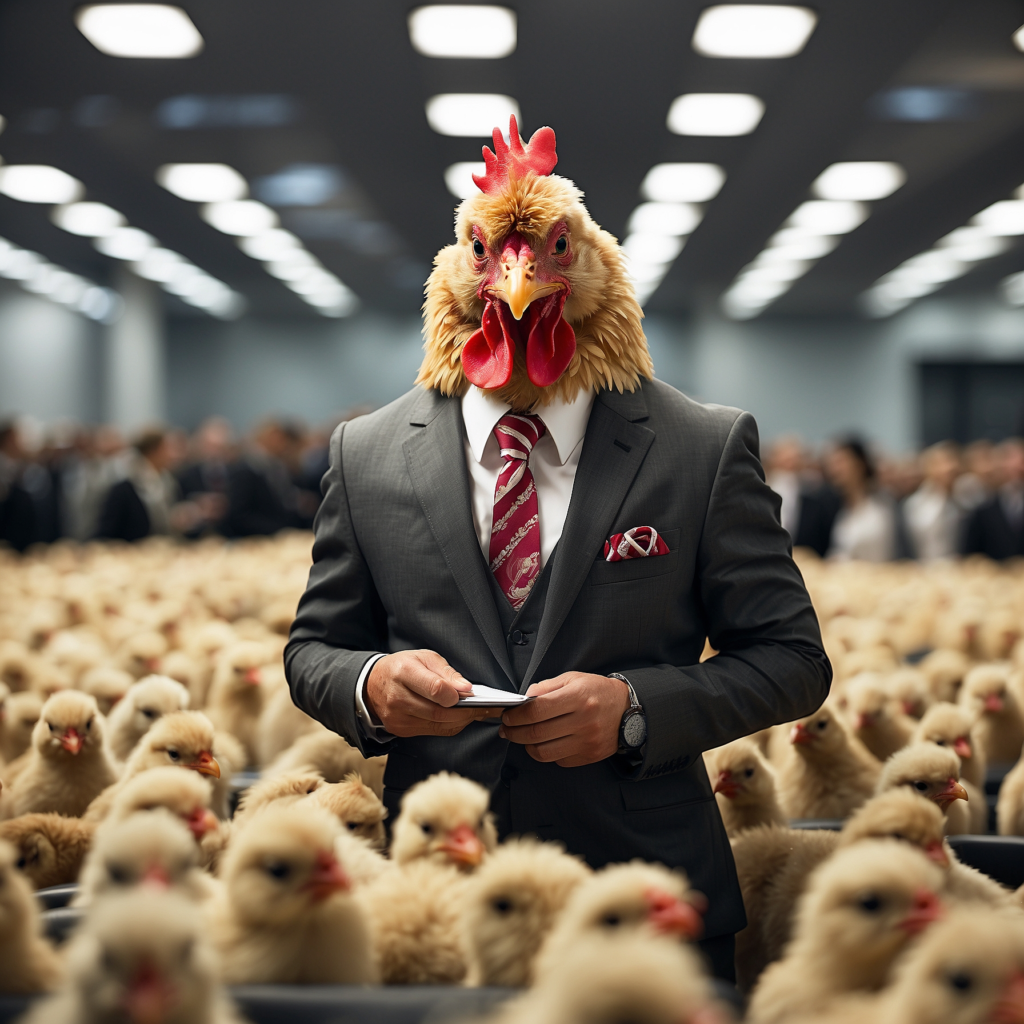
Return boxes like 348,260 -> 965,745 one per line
603,526 -> 670,562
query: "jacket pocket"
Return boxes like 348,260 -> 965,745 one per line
588,529 -> 681,586
620,763 -> 710,812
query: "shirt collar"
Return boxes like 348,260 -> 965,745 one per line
462,385 -> 596,466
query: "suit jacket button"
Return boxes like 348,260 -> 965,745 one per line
510,629 -> 526,645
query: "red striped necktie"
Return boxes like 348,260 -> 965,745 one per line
489,413 -> 546,610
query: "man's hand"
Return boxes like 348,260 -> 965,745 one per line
366,650 -> 496,738
499,672 -> 631,767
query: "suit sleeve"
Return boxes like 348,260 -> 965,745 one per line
284,423 -> 391,757
623,412 -> 832,780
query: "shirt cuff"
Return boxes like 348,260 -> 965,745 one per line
355,654 -> 394,743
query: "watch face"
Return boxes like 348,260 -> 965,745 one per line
623,711 -> 647,748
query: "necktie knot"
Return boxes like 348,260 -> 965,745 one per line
493,413 -> 546,466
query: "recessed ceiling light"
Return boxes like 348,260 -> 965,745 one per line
812,162 -> 906,201
157,163 -> 247,202
627,202 -> 702,237
667,93 -> 764,136
0,165 -> 84,204
621,234 -> 685,265
0,249 -> 45,281
162,263 -> 205,294
238,230 -> 302,260
266,251 -> 318,281
1014,24 -> 1024,53
640,164 -> 726,203
934,233 -> 1009,262
786,200 -> 867,234
971,200 -> 1024,236
94,227 -> 156,260
51,201 -> 125,236
425,93 -> 520,137
133,247 -> 185,282
201,200 -> 278,236
75,5 -> 204,58
692,5 -> 817,58
444,162 -> 486,199
409,6 -> 516,58
1003,271 -> 1024,306
756,236 -> 839,262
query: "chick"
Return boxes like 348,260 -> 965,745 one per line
255,684 -> 321,767
114,631 -> 169,681
704,737 -> 786,836
210,730 -> 246,820
391,771 -> 497,870
0,691 -> 43,764
22,890 -> 244,1024
920,648 -> 971,705
308,772 -> 388,849
777,705 -> 880,820
159,649 -> 203,708
0,813 -> 93,889
76,810 -> 214,906
205,641 -> 273,765
960,664 -> 1024,765
210,802 -> 377,984
746,840 -> 944,1024
996,756 -> 1024,837
266,727 -> 386,794
887,667 -> 934,720
846,673 -> 915,761
106,674 -> 190,761
913,701 -> 987,788
3,691 -> 119,819
231,769 -> 323,829
77,666 -> 133,716
0,838 -> 62,993
877,743 -> 971,836
461,838 -> 591,987
0,639 -> 36,692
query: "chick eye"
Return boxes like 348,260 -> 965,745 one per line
554,235 -> 568,255
817,720 -> 827,730
602,914 -> 622,927
265,861 -> 291,880
913,781 -> 929,792
15,856 -> 27,870
492,898 -> 513,915
108,866 -> 130,885
891,832 -> 905,841
420,823 -> 433,835
744,768 -> 755,778
48,723 -> 55,732
166,749 -> 181,762
472,238 -> 485,258
947,971 -> 973,992
85,719 -> 93,731
346,822 -> 359,831
141,709 -> 156,720
936,739 -> 945,746
858,894 -> 882,913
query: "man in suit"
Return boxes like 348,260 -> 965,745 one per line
95,428 -> 179,542
285,118 -> 830,980
963,438 -> 1024,560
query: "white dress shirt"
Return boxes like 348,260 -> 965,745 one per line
355,386 -> 596,738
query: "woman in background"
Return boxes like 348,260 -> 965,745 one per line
826,437 -> 896,562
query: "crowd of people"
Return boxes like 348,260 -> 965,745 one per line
0,414 -> 364,552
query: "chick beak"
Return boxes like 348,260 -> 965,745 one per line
304,850 -> 350,901
440,823 -> 486,867
121,960 -> 175,1024
855,712 -> 875,731
936,778 -> 969,811
713,770 -> 739,799
899,889 -> 943,935
60,728 -> 83,755
789,722 -> 813,746
497,265 -> 561,321
144,658 -> 160,674
243,667 -> 261,686
644,887 -> 704,939
141,863 -> 171,889
901,700 -> 917,716
953,737 -> 973,760
986,693 -> 1005,713
923,839 -> 950,868
184,807 -> 218,840
188,751 -> 221,778
992,971 -> 1024,1024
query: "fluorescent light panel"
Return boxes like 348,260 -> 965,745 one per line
201,200 -> 278,236
641,164 -> 726,203
75,4 -> 204,58
667,93 -> 764,136
426,93 -> 520,137
157,163 -> 247,202
0,166 -> 84,204
812,162 -> 905,201
408,6 -> 516,58
692,5 -> 817,58
445,162 -> 486,199
51,202 -> 125,236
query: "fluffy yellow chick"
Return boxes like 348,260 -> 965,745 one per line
0,838 -> 62,992
919,648 -> 971,705
914,701 -> 987,788
461,838 -> 591,987
0,639 -> 37,692
77,666 -> 133,717
845,673 -> 915,761
158,649 -> 203,708
877,742 -> 971,835
747,840 -> 945,1024
777,705 -> 880,820
3,691 -> 119,818
22,890 -> 244,1024
0,812 -> 94,889
106,674 -> 190,761
266,727 -> 386,794
210,802 -> 377,984
255,685 -> 321,766
960,664 -> 1024,764
390,771 -> 497,870
887,667 -> 933,720
308,772 -> 388,849
705,737 -> 786,836
1,691 -> 43,764
231,769 -> 323,829
205,641 -> 273,764
114,631 -> 169,680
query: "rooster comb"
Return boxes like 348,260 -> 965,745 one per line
472,115 -> 557,195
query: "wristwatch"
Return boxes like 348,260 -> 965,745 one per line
609,672 -> 647,751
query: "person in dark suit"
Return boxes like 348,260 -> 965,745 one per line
0,421 -> 35,552
963,438 -> 1024,560
95,429 -> 179,542
285,123 -> 830,981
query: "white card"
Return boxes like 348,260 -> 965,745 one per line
456,684 -> 535,707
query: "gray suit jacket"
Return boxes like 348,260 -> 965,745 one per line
285,379 -> 831,938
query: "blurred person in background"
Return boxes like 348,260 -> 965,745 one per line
955,439 -> 998,510
766,435 -> 841,557
176,416 -> 233,535
825,436 -> 896,562
64,425 -> 127,540
962,438 -> 1024,560
95,427 -> 183,542
0,419 -> 36,552
902,441 -> 964,560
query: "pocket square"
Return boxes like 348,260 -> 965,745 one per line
603,526 -> 670,561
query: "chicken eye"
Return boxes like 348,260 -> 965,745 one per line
265,861 -> 291,880
935,739 -> 945,746
858,894 -> 882,913
554,235 -> 568,255
472,238 -> 485,259
166,749 -> 181,762
85,719 -> 92,731
947,971 -> 973,992
913,781 -> 929,792
141,709 -> 156,720
420,822 -> 433,835
47,723 -> 55,732
15,856 -> 27,870
601,914 -> 622,928
492,897 -> 513,915
817,720 -> 827,730
108,865 -> 131,885
744,768 -> 755,778
346,822 -> 359,831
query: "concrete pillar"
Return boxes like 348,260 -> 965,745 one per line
104,269 -> 166,430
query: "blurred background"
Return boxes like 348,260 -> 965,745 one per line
3,0 -> 1024,560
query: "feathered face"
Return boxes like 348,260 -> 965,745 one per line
112,768 -> 218,842
34,691 -> 103,760
841,792 -> 949,867
710,741 -> 773,805
880,745 -> 968,812
90,812 -> 198,897
129,712 -> 221,779
418,116 -> 650,410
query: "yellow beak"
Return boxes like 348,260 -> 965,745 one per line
492,266 -> 562,320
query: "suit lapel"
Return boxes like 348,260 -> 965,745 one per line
403,390 -> 515,686
522,387 -> 655,688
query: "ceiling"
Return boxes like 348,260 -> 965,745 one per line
1,0 -> 1023,321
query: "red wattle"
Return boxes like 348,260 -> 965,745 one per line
526,291 -> 575,387
462,300 -> 514,389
